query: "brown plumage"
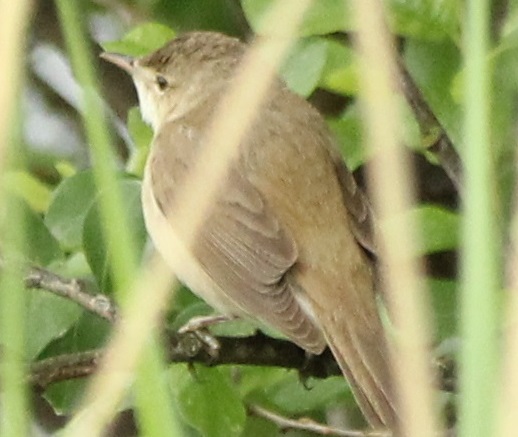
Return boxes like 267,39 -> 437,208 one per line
102,31 -> 399,430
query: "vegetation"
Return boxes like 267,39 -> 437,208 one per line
0,0 -> 515,436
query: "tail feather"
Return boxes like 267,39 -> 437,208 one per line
295,261 -> 399,430
322,314 -> 398,429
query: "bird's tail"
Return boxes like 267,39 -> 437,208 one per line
322,313 -> 398,430
307,264 -> 398,431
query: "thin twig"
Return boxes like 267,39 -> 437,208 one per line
329,33 -> 463,194
396,56 -> 463,192
30,350 -> 103,389
249,404 -> 391,437
25,266 -> 117,322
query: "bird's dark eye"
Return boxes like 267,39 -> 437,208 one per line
156,75 -> 168,91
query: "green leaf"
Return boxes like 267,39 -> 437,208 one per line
126,107 -> 153,177
127,107 -> 153,150
236,367 -> 290,399
25,291 -> 83,360
428,278 -> 457,340
101,22 -> 175,57
399,95 -> 422,151
169,284 -> 206,315
82,178 -> 147,293
44,380 -> 88,416
387,0 -> 460,40
499,8 -> 518,57
404,39 -> 463,147
54,311 -> 112,353
319,40 -> 358,95
237,367 -> 352,417
47,252 -> 94,280
3,171 -> 52,213
40,312 -> 111,414
241,0 -> 353,36
410,205 -> 460,255
264,374 -> 349,413
155,0 -> 247,35
45,170 -> 98,251
17,200 -> 63,265
54,161 -> 77,179
327,105 -> 367,170
280,37 -> 329,97
170,366 -> 246,437
241,415 -> 278,437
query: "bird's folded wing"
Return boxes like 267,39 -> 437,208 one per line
192,168 -> 326,353
332,154 -> 377,256
149,120 -> 325,353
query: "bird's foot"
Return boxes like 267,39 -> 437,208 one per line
178,314 -> 235,333
178,314 -> 235,358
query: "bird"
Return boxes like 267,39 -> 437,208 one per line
101,31 -> 398,430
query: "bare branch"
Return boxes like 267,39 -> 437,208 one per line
396,56 -> 463,193
248,404 -> 390,437
30,350 -> 103,388
24,264 -> 456,392
25,266 -> 117,322
29,331 -> 342,389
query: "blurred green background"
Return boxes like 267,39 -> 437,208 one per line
6,0 -> 518,435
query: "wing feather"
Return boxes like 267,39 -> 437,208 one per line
149,120 -> 326,352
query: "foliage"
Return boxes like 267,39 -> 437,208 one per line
3,0 -> 516,435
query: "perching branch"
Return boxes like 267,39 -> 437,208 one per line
24,264 -> 456,392
29,330 -> 342,389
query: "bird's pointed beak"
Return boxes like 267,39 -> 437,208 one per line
100,52 -> 135,74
